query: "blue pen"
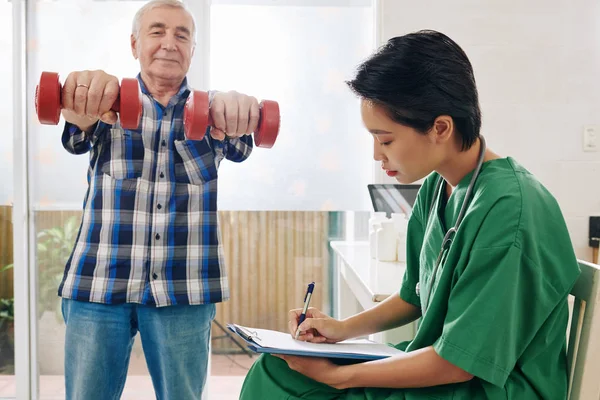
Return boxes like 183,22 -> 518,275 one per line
295,282 -> 315,340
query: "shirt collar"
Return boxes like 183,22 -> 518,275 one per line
136,73 -> 192,107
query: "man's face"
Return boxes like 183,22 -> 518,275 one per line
131,6 -> 195,83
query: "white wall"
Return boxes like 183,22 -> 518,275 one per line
375,0 -> 600,260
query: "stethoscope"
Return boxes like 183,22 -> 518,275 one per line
418,135 -> 487,314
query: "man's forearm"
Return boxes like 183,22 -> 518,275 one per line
342,292 -> 421,339
337,346 -> 473,390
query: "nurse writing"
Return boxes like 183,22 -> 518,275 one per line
240,30 -> 581,400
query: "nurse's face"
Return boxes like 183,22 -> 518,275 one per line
361,100 -> 443,184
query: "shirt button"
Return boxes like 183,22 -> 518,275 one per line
155,233 -> 160,240
161,140 -> 166,147
152,273 -> 158,280
159,172 -> 165,178
157,204 -> 162,210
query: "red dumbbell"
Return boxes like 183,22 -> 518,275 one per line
35,71 -> 143,130
184,90 -> 280,148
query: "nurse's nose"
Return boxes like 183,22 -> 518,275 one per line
373,140 -> 385,162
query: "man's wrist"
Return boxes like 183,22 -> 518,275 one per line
80,121 -> 98,135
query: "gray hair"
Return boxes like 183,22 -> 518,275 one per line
132,0 -> 197,43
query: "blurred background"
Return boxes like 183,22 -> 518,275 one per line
1,0 -> 599,398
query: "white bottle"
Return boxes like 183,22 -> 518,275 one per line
376,220 -> 397,262
395,216 -> 408,263
369,212 -> 387,258
369,212 -> 387,232
391,213 -> 406,233
369,222 -> 381,259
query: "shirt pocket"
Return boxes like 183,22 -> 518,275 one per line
99,128 -> 145,180
173,139 -> 218,186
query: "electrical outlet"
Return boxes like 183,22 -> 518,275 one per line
590,216 -> 600,248
583,125 -> 599,152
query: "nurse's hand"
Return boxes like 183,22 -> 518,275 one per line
272,355 -> 348,389
288,307 -> 348,343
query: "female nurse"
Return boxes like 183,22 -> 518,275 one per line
240,30 -> 581,400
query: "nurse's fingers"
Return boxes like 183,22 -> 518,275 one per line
305,307 -> 328,319
288,309 -> 303,334
297,318 -> 325,337
288,318 -> 298,337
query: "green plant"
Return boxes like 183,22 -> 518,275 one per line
0,298 -> 13,323
0,268 -> 14,375
0,265 -> 14,326
0,215 -> 79,374
36,216 -> 79,320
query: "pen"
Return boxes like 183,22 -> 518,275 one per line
294,281 -> 315,340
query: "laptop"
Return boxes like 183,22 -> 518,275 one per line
367,184 -> 421,217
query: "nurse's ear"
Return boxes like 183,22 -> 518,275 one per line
430,115 -> 454,145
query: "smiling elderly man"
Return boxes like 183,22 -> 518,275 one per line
57,1 -> 260,399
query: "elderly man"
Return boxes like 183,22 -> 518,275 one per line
58,1 -> 259,399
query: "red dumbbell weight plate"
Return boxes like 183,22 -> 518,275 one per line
118,78 -> 142,130
254,100 -> 280,148
35,71 -> 61,125
184,91 -> 210,141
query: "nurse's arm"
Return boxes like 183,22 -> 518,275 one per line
342,291 -> 421,339
335,346 -> 473,389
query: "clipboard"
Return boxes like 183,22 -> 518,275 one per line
227,323 -> 403,361
230,324 -> 262,343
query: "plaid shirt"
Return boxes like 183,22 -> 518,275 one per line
58,75 -> 253,307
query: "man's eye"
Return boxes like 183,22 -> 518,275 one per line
381,141 -> 392,146
151,31 -> 161,35
177,35 -> 188,40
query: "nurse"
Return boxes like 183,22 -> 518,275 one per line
240,30 -> 581,399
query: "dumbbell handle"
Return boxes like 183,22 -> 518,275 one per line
35,71 -> 142,130
184,90 -> 279,148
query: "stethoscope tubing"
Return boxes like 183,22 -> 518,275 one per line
422,135 -> 487,314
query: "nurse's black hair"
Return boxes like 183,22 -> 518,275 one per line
346,30 -> 481,151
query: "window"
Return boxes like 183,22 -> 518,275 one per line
210,1 -> 374,211
0,1 -> 14,398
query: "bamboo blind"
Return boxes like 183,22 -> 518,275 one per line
0,208 -> 330,351
214,211 -> 330,351
0,206 -> 13,299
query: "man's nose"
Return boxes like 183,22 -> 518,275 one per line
161,34 -> 177,51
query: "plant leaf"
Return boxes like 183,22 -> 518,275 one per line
1,264 -> 13,272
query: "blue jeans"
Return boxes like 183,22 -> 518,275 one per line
62,298 -> 215,400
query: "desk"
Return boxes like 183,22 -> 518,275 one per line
331,241 -> 416,345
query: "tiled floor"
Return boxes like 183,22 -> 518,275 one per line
0,353 -> 258,399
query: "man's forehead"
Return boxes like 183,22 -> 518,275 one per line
142,7 -> 193,28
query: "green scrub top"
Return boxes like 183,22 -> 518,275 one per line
240,157 -> 581,400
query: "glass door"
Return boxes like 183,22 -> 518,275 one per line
0,0 -> 15,397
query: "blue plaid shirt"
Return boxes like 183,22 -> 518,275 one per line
58,75 -> 253,307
